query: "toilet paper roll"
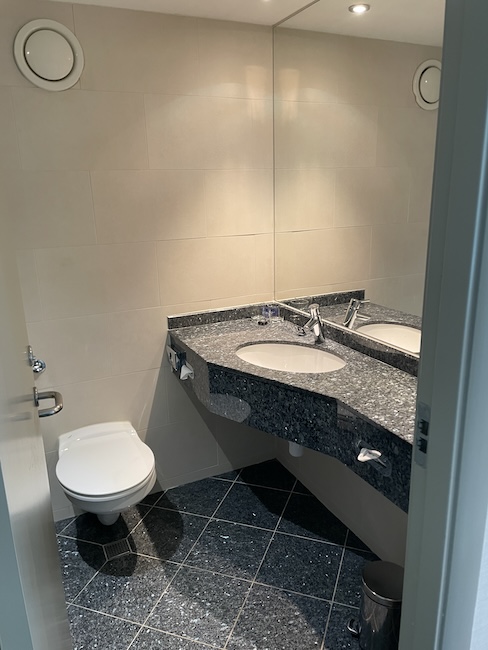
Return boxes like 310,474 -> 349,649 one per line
180,363 -> 194,380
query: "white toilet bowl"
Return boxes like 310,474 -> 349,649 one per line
56,421 -> 156,526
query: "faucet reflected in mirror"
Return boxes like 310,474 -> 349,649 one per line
272,16 -> 441,320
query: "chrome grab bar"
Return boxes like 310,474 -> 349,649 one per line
33,387 -> 63,418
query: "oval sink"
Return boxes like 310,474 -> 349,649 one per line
356,323 -> 421,354
236,343 -> 346,373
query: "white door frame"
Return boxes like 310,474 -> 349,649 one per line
401,0 -> 488,647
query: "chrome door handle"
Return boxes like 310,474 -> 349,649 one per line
33,387 -> 63,417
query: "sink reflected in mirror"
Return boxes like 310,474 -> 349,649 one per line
236,343 -> 346,374
356,323 -> 421,355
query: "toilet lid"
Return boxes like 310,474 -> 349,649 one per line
56,429 -> 155,497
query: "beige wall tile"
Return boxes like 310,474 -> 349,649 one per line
376,106 -> 438,168
145,94 -> 272,170
12,88 -> 148,170
366,275 -> 425,316
91,170 -> 207,243
0,89 -> 20,170
197,19 -> 272,99
205,170 -> 273,237
8,171 -> 96,249
108,307 -> 166,375
408,166 -> 434,223
27,315 -> 112,388
158,235 -> 271,305
335,167 -> 410,227
334,37 -> 441,108
370,222 -> 429,278
0,0 -> 74,87
16,249 -> 42,322
275,169 -> 335,232
39,368 -> 168,453
274,28 -> 340,103
74,5 -> 200,94
36,243 -> 159,319
275,227 -> 371,294
210,294 -> 273,310
275,101 -> 377,169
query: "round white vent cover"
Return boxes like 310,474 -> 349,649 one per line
14,19 -> 84,91
413,59 -> 441,110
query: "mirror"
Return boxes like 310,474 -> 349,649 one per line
273,3 -> 442,320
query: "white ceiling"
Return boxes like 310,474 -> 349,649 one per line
51,0 -> 445,46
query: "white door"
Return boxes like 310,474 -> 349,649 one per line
401,0 -> 488,648
0,213 -> 71,647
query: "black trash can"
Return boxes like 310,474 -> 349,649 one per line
350,560 -> 404,650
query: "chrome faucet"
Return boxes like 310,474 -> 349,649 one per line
303,303 -> 325,343
343,298 -> 370,329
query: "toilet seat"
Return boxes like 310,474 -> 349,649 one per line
56,421 -> 155,498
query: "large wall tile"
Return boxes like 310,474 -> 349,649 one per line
370,222 -> 429,278
335,167 -> 410,227
275,169 -> 335,232
0,89 -> 20,170
16,249 -> 42,323
145,94 -> 272,170
275,101 -> 377,169
205,170 -> 273,237
108,308 -> 166,375
408,166 -> 434,223
27,315 -> 112,388
376,106 -> 438,168
275,227 -> 371,293
366,275 -> 425,316
274,28 -> 340,103
196,19 -> 272,99
8,171 -> 96,248
74,5 -> 200,94
36,243 -> 159,319
158,235 -> 271,305
12,88 -> 148,170
0,0 -> 74,87
91,170 -> 207,243
39,369 -> 168,453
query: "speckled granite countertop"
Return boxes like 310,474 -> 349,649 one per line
320,302 -> 422,331
170,318 -> 416,444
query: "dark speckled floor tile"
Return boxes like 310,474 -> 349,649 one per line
147,566 -> 250,647
323,604 -> 361,650
293,481 -> 312,496
278,494 -> 348,545
238,460 -> 295,491
227,583 -> 329,650
256,532 -> 342,600
57,536 -> 106,602
131,628 -> 211,649
214,483 -> 288,529
140,491 -> 164,506
155,478 -> 231,517
68,605 -> 140,650
185,519 -> 272,579
334,548 -> 378,608
75,553 -> 177,623
55,516 -> 75,535
129,507 -> 209,562
61,507 -> 146,545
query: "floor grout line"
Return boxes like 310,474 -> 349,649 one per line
222,479 -> 298,650
320,532 -> 348,650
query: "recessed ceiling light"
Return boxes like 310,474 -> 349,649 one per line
348,4 -> 371,14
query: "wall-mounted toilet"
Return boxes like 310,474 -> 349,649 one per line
56,421 -> 156,526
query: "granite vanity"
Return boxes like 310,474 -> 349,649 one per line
167,293 -> 420,513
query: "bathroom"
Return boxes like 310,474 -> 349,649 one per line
2,0 -> 487,647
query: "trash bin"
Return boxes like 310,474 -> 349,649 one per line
348,560 -> 404,650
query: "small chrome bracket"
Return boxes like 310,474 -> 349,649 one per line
27,345 -> 46,374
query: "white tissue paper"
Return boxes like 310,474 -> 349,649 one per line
180,363 -> 194,380
357,448 -> 382,463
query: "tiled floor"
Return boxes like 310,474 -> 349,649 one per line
56,460 -> 377,649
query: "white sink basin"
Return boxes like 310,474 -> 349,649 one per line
236,343 -> 346,373
356,323 -> 421,354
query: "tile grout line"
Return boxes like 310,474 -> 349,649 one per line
320,531 -> 348,650
222,479 -> 298,650
126,472 -> 242,650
